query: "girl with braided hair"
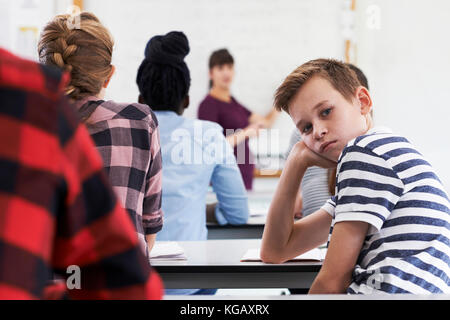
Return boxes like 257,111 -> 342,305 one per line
38,12 -> 114,101
38,12 -> 164,256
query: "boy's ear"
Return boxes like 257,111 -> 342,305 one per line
356,86 -> 372,116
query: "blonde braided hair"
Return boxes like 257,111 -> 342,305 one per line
38,12 -> 114,100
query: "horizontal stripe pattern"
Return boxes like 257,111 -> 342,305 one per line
322,127 -> 450,294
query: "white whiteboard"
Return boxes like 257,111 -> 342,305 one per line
84,0 -> 346,154
80,0 -> 450,189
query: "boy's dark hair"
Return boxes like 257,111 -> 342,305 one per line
274,58 -> 361,114
347,63 -> 369,90
136,31 -> 190,112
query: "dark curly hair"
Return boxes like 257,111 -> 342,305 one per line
136,31 -> 191,113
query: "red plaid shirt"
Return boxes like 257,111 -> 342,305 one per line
0,48 -> 163,299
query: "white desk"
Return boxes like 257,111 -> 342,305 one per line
207,215 -> 266,239
206,191 -> 272,239
151,239 -> 323,289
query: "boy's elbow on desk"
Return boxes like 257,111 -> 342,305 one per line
260,248 -> 286,264
260,235 -> 289,264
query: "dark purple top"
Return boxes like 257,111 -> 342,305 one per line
198,94 -> 254,190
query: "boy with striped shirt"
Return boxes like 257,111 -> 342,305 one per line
261,58 -> 450,294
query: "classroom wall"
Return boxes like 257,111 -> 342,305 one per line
354,0 -> 450,190
0,0 -> 55,60
84,0 -> 450,190
84,0 -> 345,157
1,0 -> 449,189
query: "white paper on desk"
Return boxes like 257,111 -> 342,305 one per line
240,248 -> 323,262
248,202 -> 270,217
149,242 -> 187,260
249,211 -> 266,217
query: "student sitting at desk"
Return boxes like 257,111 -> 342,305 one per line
261,58 -> 450,294
38,12 -> 163,255
136,31 -> 249,295
0,48 -> 162,299
286,63 -> 370,219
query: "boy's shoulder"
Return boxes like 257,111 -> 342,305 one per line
341,126 -> 414,161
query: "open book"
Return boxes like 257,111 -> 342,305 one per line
149,241 -> 187,260
240,247 -> 323,262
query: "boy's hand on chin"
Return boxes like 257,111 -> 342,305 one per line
291,141 -> 337,169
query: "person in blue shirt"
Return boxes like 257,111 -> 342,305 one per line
136,31 -> 249,295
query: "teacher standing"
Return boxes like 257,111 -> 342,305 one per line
198,48 -> 279,190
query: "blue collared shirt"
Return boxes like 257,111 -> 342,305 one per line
155,111 -> 249,242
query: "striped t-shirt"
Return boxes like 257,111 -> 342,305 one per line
322,126 -> 450,294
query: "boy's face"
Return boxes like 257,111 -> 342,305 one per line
288,75 -> 372,162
